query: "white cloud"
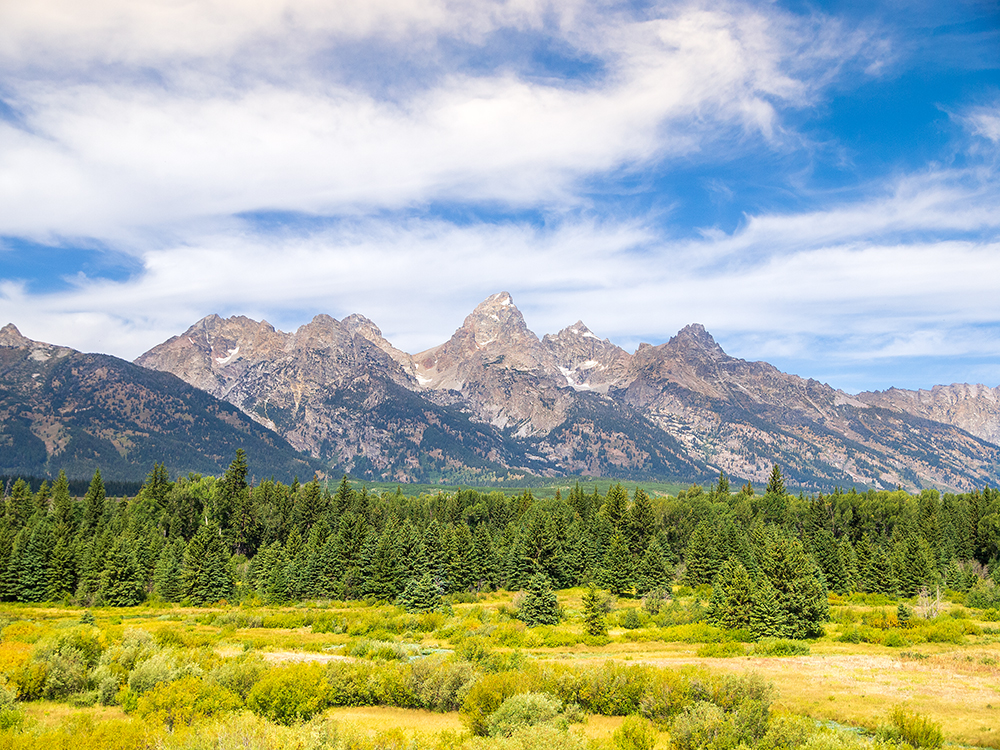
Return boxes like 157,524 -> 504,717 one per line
0,1 -> 869,239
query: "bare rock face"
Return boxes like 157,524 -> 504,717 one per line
541,321 -> 631,394
137,312 -> 524,481
855,385 -> 1000,447
617,325 -> 1000,491
412,292 -> 575,436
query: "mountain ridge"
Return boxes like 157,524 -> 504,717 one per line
129,293 -> 1000,492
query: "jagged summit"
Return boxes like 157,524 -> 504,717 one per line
0,324 -> 29,348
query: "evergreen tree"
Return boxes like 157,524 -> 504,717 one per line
517,573 -> 560,626
627,489 -> 656,557
50,471 -> 73,529
181,522 -> 234,604
811,528 -> 846,593
707,558 -> 754,631
765,465 -> 786,497
363,519 -> 403,602
714,471 -> 731,499
602,484 -> 628,529
598,532 -> 632,597
683,521 -> 720,586
582,584 -> 607,636
634,543 -> 671,597
47,525 -> 76,601
153,538 -> 184,602
749,576 -> 787,639
837,537 -> 859,593
6,479 -> 34,529
760,536 -> 828,639
81,469 -> 106,533
98,534 -> 146,606
397,572 -> 443,613
471,523 -> 500,591
17,514 -> 53,602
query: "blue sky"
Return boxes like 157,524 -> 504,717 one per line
0,0 -> 998,393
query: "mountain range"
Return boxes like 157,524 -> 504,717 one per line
3,292 -> 1000,491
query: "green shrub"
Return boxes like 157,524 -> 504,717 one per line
136,675 -> 242,730
749,639 -> 810,657
487,692 -> 565,737
128,650 -> 180,695
671,701 -> 730,750
463,670 -> 535,735
620,609 -> 643,630
408,654 -> 476,712
639,668 -> 709,726
882,706 -> 944,748
207,654 -> 266,700
697,641 -> 746,657
761,713 -> 814,750
613,715 -> 658,750
247,662 -> 328,725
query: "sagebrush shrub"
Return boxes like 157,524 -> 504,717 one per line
487,692 -> 565,737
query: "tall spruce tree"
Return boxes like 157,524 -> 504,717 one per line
708,558 -> 755,630
181,522 -> 234,604
517,573 -> 560,626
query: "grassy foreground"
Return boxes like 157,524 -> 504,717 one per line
0,587 -> 995,749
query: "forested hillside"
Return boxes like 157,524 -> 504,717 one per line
3,453 -> 1000,637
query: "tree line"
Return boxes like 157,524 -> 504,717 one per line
2,454 -> 999,636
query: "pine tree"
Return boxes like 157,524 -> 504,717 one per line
47,526 -> 76,601
599,532 -> 632,597
634,543 -> 671,597
715,471 -> 731,499
765,465 -> 786,497
602,484 -> 628,529
811,528 -> 846,594
760,536 -> 828,639
837,537 -> 859,593
707,558 -> 754,631
17,514 -> 53,602
81,469 -> 106,533
683,521 -> 720,586
50,471 -> 73,530
627,489 -> 656,557
98,534 -> 146,606
517,573 -> 560,626
582,584 -> 607,636
397,572 -> 443,613
749,576 -> 787,639
153,539 -> 184,602
472,523 -> 499,591
449,522 -> 475,593
181,522 -> 234,604
6,479 -> 34,529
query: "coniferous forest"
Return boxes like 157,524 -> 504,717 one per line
5,451 -> 1000,626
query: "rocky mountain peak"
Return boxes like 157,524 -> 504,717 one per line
542,320 -> 631,393
462,291 -> 530,349
0,324 -> 30,349
669,324 -> 726,358
342,313 -> 418,378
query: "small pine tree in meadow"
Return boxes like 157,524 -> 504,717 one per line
397,572 -> 443,613
518,573 -> 560,626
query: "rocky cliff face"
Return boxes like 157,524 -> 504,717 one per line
617,325 -> 1000,490
130,294 -> 1000,491
0,325 -> 318,481
541,321 -> 631,394
856,385 -> 1000,447
136,310 -> 538,482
